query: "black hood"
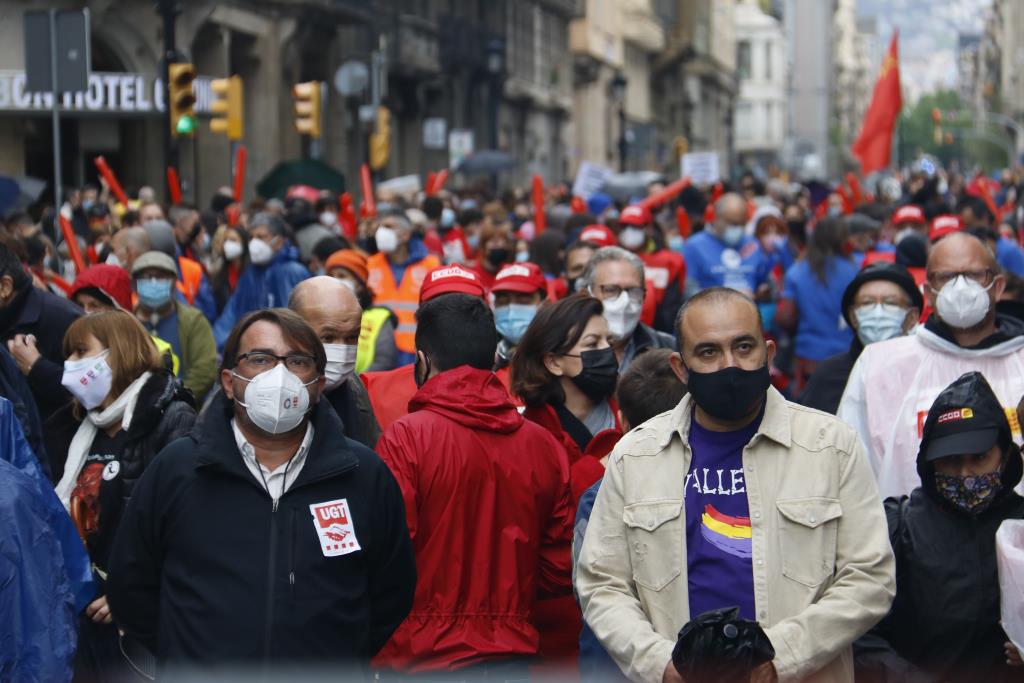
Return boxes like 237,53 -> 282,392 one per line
916,371 -> 1022,512
924,312 -> 1024,349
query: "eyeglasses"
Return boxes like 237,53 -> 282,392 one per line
854,302 -> 908,316
926,269 -> 995,290
235,352 -> 317,375
592,285 -> 644,304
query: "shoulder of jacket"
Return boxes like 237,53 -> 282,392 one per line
611,410 -> 677,460
784,400 -> 861,455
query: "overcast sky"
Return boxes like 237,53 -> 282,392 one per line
857,0 -> 991,102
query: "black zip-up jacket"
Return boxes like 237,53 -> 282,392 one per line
106,392 -> 415,675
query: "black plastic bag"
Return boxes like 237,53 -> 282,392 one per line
671,607 -> 776,683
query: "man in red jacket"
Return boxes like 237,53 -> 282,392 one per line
373,293 -> 574,677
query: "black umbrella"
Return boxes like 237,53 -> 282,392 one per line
0,175 -> 47,217
600,171 -> 665,202
255,159 -> 346,199
455,150 -> 516,175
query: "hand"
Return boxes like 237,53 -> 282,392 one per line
663,659 -> 684,683
750,661 -> 778,683
1006,641 -> 1023,666
6,334 -> 41,375
86,595 -> 113,624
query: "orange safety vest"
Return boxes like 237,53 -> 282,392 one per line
176,256 -> 203,306
366,252 -> 440,354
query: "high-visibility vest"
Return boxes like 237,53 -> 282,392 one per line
356,307 -> 392,375
149,334 -> 180,376
366,252 -> 440,354
176,256 -> 203,306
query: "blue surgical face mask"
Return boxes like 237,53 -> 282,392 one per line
493,303 -> 538,344
467,234 -> 480,250
136,277 -> 175,309
722,224 -> 745,246
854,303 -> 909,346
668,235 -> 685,252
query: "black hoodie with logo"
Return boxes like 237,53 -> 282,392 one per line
855,372 -> 1024,683
106,392 -> 415,677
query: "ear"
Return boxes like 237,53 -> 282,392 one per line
766,338 -> 777,367
220,368 -> 237,400
617,409 -> 630,433
903,308 -> 921,332
543,351 -> 566,377
994,273 -> 1007,302
669,351 -> 689,385
0,275 -> 13,302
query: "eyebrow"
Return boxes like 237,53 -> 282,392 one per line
692,335 -> 758,352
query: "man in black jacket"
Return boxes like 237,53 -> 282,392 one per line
855,371 -> 1024,683
107,308 -> 414,676
0,243 -> 82,420
288,276 -> 382,448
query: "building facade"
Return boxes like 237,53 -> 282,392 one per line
733,0 -> 787,172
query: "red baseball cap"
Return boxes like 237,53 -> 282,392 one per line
892,205 -> 925,225
492,262 -> 547,295
929,214 -> 964,243
618,205 -> 653,226
578,224 -> 617,248
419,264 -> 487,303
286,184 -> 320,204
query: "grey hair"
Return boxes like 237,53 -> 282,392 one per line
576,246 -> 645,292
379,209 -> 413,232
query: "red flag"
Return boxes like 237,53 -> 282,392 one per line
852,31 -> 902,175
531,175 -> 546,234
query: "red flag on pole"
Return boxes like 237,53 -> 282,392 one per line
233,145 -> 247,203
166,167 -> 182,204
531,175 -> 546,234
852,31 -> 902,176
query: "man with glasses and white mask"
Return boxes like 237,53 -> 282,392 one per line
107,308 -> 414,676
839,231 -> 1024,498
577,246 -> 676,373
289,276 -> 382,448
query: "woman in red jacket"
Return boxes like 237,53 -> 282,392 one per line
511,293 -> 623,503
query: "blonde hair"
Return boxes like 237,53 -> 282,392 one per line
63,310 -> 162,402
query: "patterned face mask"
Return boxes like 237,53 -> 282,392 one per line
934,469 -> 1002,515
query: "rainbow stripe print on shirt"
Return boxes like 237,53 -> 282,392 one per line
700,503 -> 752,559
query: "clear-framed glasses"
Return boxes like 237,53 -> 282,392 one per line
236,352 -> 317,375
592,284 -> 644,304
926,269 -> 995,290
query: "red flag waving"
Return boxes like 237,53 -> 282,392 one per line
852,31 -> 902,175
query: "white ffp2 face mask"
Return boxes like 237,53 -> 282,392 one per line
223,240 -> 244,261
232,363 -> 316,434
323,343 -> 358,391
61,351 -> 113,410
935,275 -> 994,330
375,226 -> 399,254
248,237 -> 274,265
619,227 -> 646,250
600,290 -> 642,341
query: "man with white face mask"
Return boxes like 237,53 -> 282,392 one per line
617,204 -> 687,334
289,276 -> 382,448
578,246 -> 676,373
106,308 -> 414,673
839,232 -> 1024,498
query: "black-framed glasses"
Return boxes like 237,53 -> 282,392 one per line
926,269 -> 996,290
235,352 -> 317,375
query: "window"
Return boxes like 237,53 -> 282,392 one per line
738,41 -> 752,80
765,41 -> 772,80
736,102 -> 753,141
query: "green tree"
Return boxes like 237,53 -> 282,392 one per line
896,89 -> 1013,171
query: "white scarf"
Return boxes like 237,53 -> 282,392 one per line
56,371 -> 153,510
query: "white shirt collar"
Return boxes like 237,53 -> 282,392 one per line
231,418 -> 314,499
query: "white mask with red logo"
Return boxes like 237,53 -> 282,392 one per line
232,364 -> 314,434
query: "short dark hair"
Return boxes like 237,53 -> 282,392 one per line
616,348 -> 687,429
959,195 -> 994,225
422,196 -> 444,221
528,229 -> 566,277
966,225 -> 999,248
458,207 -> 484,227
511,293 -> 604,407
0,242 -> 29,289
312,235 -> 351,264
415,293 -> 498,373
674,287 -> 763,354
220,308 -> 327,375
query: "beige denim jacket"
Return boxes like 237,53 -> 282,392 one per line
576,388 -> 895,683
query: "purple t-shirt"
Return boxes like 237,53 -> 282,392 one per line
685,410 -> 761,620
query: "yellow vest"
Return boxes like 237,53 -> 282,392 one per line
150,334 -> 180,376
357,307 -> 391,375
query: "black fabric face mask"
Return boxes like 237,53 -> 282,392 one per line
567,347 -> 619,402
487,248 -> 510,266
686,364 -> 770,422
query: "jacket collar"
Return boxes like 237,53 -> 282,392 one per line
663,386 -> 791,450
194,391 -> 359,487
0,284 -> 37,329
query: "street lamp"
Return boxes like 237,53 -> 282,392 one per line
610,71 -> 628,171
486,39 -> 505,151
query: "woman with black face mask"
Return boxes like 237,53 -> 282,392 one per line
511,294 -> 623,495
469,220 -> 515,289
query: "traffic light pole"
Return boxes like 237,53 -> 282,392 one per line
159,0 -> 181,178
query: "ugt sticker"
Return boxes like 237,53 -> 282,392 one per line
309,499 -> 361,557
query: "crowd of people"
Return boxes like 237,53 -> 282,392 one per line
3,165 -> 1024,683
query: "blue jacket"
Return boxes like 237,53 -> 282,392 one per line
0,346 -> 48,478
997,238 -> 1024,277
683,230 -> 771,295
213,243 -> 310,349
0,397 -> 95,683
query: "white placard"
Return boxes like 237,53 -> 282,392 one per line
449,129 -> 475,170
572,161 -> 615,200
681,151 -> 720,185
423,117 -> 447,150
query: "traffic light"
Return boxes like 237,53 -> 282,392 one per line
210,76 -> 244,140
369,106 -> 391,171
293,81 -> 322,138
932,107 -> 942,146
168,63 -> 197,137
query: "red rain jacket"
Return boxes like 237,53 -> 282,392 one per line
373,366 -> 574,673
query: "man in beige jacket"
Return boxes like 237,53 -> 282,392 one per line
576,287 -> 895,683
